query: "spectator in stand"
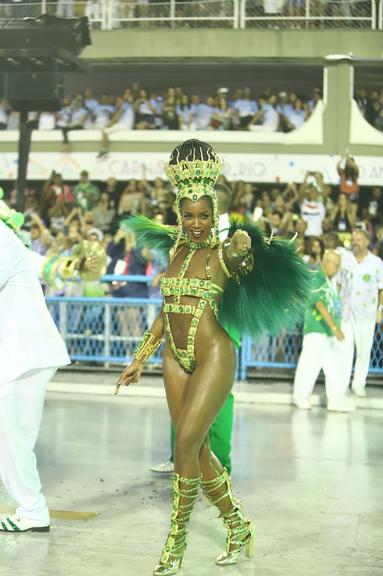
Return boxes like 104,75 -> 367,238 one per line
134,89 -> 156,130
103,176 -> 121,210
62,95 -> 88,149
359,186 -> 383,226
39,172 -> 73,223
337,153 -> 359,199
79,211 -> 103,240
92,192 -> 116,234
283,98 -> 310,132
249,94 -> 279,132
309,87 -> 323,112
302,237 -> 325,268
93,95 -> 115,129
211,97 -> 234,131
83,89 -> 100,119
73,170 -> 100,211
99,94 -> 135,157
298,171 -> 326,237
371,97 -> 383,132
56,97 -> 71,137
282,181 -> 301,214
107,228 -> 148,346
329,193 -> 355,242
197,96 -> 216,130
7,108 -> 19,130
63,208 -> 84,245
149,92 -> 163,129
230,88 -> 257,130
48,201 -> 68,235
267,212 -> 284,236
177,94 -> 193,130
323,231 -> 341,250
147,177 -> 167,210
321,184 -> 336,213
372,226 -> 383,259
113,184 -> 146,228
162,92 -> 179,130
355,88 -> 376,126
0,100 -> 9,130
38,111 -> 56,131
29,213 -> 52,256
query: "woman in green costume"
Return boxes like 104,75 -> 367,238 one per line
115,139 -> 311,576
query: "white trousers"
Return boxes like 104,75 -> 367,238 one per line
293,333 -> 346,403
339,317 -> 376,393
0,368 -> 56,523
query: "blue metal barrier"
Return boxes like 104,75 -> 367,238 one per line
46,296 -> 163,366
241,325 -> 383,379
45,294 -> 383,378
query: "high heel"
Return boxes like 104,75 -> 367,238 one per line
153,473 -> 201,576
215,521 -> 255,566
201,469 -> 255,567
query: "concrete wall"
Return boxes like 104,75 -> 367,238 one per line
82,30 -> 383,60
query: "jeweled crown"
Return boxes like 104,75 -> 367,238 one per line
164,158 -> 223,202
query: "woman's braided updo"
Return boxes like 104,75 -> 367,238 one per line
169,139 -> 218,165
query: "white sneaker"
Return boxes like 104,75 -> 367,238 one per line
327,399 -> 356,412
0,514 -> 50,533
150,460 -> 174,474
352,388 -> 366,398
292,397 -> 311,410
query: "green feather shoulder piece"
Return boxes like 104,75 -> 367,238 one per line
121,215 -> 177,257
219,221 -> 313,338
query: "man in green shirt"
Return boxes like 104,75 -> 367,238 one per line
73,170 -> 100,211
293,250 -> 355,412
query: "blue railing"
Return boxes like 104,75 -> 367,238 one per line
241,328 -> 383,379
46,294 -> 383,378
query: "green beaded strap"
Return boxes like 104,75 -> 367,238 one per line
160,473 -> 201,564
163,303 -> 197,315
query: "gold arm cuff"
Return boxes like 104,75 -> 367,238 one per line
133,331 -> 161,364
218,245 -> 231,279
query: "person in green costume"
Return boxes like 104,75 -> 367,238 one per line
150,183 -> 237,475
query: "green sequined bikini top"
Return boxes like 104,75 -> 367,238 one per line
160,245 -> 223,317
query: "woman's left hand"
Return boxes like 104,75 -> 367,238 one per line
231,230 -> 251,255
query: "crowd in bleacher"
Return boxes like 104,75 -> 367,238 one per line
0,86 -> 321,135
2,153 -> 382,298
1,86 -> 381,141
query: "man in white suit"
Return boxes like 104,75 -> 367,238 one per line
0,220 -> 70,533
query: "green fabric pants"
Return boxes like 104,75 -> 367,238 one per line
170,392 -> 234,473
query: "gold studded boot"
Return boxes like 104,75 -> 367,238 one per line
201,468 -> 255,566
153,473 -> 201,576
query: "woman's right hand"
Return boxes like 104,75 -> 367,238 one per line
115,359 -> 143,395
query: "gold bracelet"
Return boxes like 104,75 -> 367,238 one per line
134,331 -> 161,364
218,245 -> 231,279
